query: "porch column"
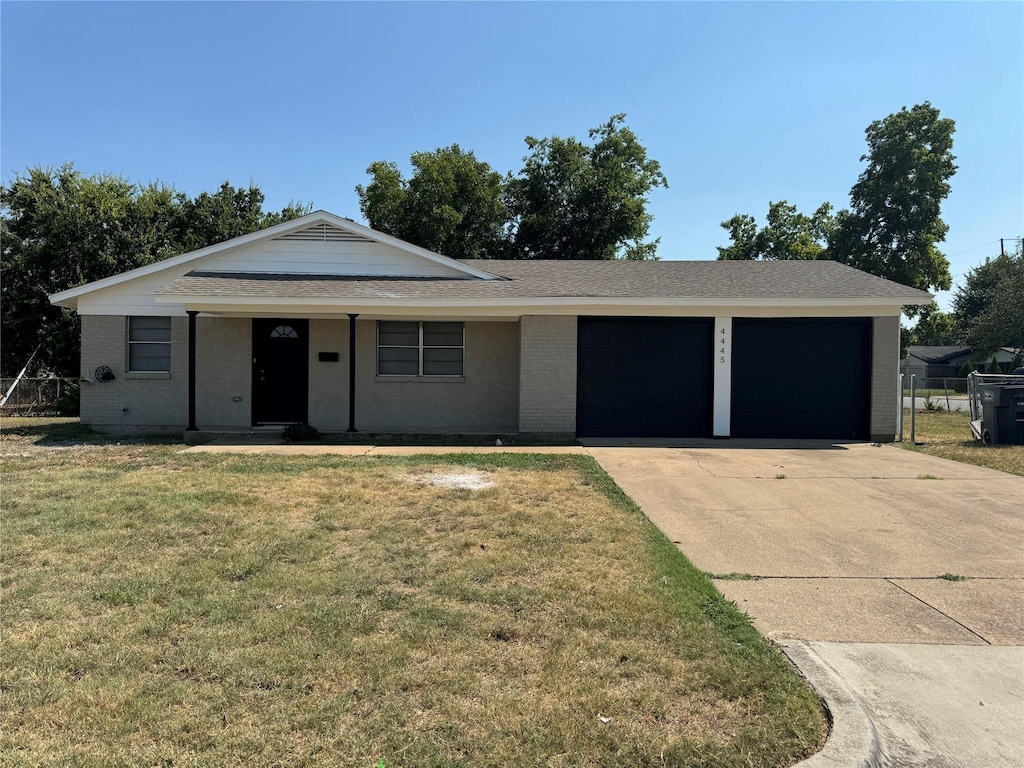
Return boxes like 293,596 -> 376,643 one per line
712,316 -> 732,437
186,310 -> 198,432
347,313 -> 358,432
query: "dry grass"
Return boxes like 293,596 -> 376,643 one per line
902,409 -> 1024,476
2,419 -> 825,767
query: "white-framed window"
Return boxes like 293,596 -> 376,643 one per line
377,321 -> 464,377
127,316 -> 172,372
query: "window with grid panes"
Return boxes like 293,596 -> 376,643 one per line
377,321 -> 464,376
127,317 -> 172,372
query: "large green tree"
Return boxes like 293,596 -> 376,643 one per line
829,103 -> 956,297
717,103 -> 956,302
952,245 -> 1024,354
1,165 -> 307,376
901,302 -> 957,351
717,201 -> 834,261
506,114 -> 668,260
356,145 -> 509,259
356,115 -> 667,261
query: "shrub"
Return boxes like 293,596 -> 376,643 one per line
54,382 -> 81,416
281,422 -> 321,442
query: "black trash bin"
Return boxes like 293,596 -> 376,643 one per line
977,384 -> 1024,445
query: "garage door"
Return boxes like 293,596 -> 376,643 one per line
577,317 -> 713,437
731,318 -> 871,439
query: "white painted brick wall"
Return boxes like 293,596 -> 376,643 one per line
80,315 -> 188,431
870,315 -> 900,441
518,315 -> 577,434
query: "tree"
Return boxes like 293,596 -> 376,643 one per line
902,302 -> 957,349
717,201 -> 834,261
356,145 -> 509,259
717,103 -> 956,304
1,164 -> 307,376
356,115 -> 668,261
953,245 -> 1024,355
829,103 -> 956,299
507,114 -> 667,260
174,181 -> 309,253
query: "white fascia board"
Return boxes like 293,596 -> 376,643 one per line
49,210 -> 498,309
156,297 -> 913,320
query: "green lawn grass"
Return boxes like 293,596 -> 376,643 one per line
901,409 -> 1024,476
2,419 -> 825,767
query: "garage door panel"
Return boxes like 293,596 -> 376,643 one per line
732,318 -> 870,439
577,317 -> 713,438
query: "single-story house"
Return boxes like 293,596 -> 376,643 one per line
50,210 -> 932,441
902,345 -> 1024,381
902,346 -> 974,382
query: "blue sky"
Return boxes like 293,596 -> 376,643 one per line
2,2 -> 1021,310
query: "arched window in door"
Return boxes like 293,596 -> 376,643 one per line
270,325 -> 299,339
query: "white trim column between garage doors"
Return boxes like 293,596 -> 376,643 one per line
713,316 -> 731,437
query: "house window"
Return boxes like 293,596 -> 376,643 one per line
377,321 -> 464,376
270,325 -> 298,339
128,316 -> 172,372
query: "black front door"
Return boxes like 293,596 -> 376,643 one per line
252,319 -> 309,424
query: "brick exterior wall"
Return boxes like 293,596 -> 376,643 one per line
81,315 -> 252,433
196,318 -> 251,427
870,315 -> 900,441
353,319 -> 519,432
518,315 -> 577,435
308,319 -> 350,428
80,315 -> 189,433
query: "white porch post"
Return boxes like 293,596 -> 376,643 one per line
712,316 -> 732,437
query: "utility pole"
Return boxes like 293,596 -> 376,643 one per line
1001,238 -> 1005,257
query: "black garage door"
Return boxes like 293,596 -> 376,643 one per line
577,317 -> 713,438
731,318 -> 871,439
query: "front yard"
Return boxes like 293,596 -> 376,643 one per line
2,419 -> 824,767
901,409 -> 1024,476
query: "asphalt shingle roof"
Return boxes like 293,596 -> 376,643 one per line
155,259 -> 933,303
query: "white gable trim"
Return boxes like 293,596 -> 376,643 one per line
50,210 -> 499,308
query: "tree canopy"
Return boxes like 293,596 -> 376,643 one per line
356,115 -> 667,261
717,103 -> 956,301
1,165 -> 308,376
717,201 -> 834,261
356,145 -> 508,260
952,245 -> 1023,355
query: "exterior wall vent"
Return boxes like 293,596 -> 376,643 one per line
275,223 -> 373,243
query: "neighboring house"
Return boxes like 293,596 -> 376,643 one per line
902,346 -> 974,382
902,345 -> 1024,381
50,210 -> 932,442
989,347 -> 1024,372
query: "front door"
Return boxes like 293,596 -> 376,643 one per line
252,318 -> 309,424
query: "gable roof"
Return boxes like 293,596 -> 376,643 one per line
906,346 -> 973,363
49,210 -> 499,309
155,259 -> 933,307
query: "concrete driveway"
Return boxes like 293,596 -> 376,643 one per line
587,441 -> 1024,767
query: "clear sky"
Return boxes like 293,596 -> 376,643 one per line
2,1 -> 1021,310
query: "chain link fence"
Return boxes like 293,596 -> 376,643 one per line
0,378 -> 79,416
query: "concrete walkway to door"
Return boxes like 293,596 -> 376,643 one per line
586,441 -> 1024,767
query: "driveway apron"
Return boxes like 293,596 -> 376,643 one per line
587,442 -> 1024,768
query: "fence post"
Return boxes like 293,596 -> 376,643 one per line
943,379 -> 951,412
897,373 -> 904,442
910,374 -> 917,444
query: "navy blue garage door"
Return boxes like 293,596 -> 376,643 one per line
731,318 -> 871,439
577,317 -> 713,438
